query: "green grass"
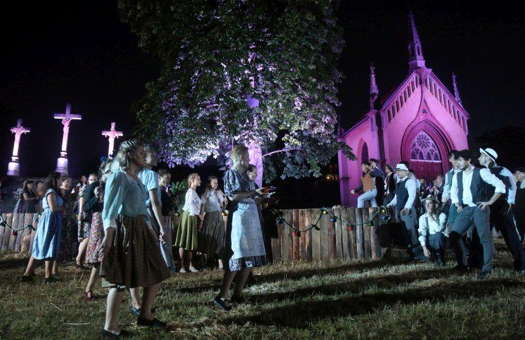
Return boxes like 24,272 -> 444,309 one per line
1,242 -> 525,339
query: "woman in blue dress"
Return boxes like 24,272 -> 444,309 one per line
21,172 -> 63,283
100,140 -> 170,338
214,145 -> 267,311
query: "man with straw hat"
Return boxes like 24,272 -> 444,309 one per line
478,147 -> 525,274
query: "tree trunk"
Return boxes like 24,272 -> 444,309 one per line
248,142 -> 263,187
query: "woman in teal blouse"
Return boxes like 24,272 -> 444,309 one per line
100,140 -> 170,338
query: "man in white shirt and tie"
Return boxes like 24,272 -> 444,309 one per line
387,163 -> 424,261
450,149 -> 505,279
478,147 -> 525,274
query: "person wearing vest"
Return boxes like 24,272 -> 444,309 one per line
418,196 -> 447,266
351,161 -> 378,208
442,150 -> 461,234
387,163 -> 424,260
478,148 -> 525,274
450,149 -> 505,279
513,168 -> 525,240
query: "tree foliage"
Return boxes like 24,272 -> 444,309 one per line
119,0 -> 354,182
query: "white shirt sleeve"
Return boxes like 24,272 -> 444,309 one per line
442,170 -> 451,202
500,167 -> 517,204
418,214 -> 428,247
438,213 -> 447,233
450,172 -> 459,205
480,168 -> 505,195
405,178 -> 417,210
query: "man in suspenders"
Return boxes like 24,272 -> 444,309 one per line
387,163 -> 424,260
478,148 -> 525,274
442,150 -> 460,232
449,150 -> 506,279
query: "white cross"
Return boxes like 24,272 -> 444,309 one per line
53,103 -> 82,157
101,122 -> 123,158
10,119 -> 30,159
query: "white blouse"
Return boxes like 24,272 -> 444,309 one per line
418,212 -> 447,247
182,189 -> 202,216
202,190 -> 225,213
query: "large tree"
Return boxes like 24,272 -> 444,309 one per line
119,0 -> 353,184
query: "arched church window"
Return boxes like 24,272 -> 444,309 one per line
411,81 -> 415,91
409,131 -> 442,162
361,142 -> 369,162
396,100 -> 400,112
407,85 -> 411,96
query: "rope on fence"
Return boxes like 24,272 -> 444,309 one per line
272,206 -> 393,234
0,215 -> 37,235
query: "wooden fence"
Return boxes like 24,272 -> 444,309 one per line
271,207 -> 386,263
0,213 -> 39,255
1,207 -> 387,263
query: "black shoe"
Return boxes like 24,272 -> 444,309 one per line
44,276 -> 60,284
137,316 -> 166,328
477,271 -> 491,280
213,296 -> 232,311
129,306 -> 141,317
20,275 -> 33,282
230,295 -> 246,304
453,264 -> 469,272
101,329 -> 132,338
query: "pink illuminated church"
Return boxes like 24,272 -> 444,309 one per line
338,13 -> 469,206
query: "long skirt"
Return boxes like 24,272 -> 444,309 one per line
57,216 -> 78,262
100,215 -> 170,288
225,201 -> 267,272
199,211 -> 226,256
32,210 -> 62,260
174,211 -> 199,251
86,212 -> 104,265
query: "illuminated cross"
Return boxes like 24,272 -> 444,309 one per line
7,119 -> 30,176
102,122 -> 123,158
54,103 -> 82,174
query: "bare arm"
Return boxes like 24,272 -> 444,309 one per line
230,191 -> 257,202
77,197 -> 85,221
47,192 -> 61,213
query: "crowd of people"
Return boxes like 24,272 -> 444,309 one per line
5,141 -> 525,338
351,149 -> 525,279
13,141 -> 274,338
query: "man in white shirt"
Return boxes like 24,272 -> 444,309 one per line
387,163 -> 424,260
442,150 -> 462,235
450,149 -> 505,279
478,148 -> 525,273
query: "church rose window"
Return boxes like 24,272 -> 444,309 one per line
409,131 -> 441,162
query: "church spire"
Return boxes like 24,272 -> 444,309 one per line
452,73 -> 463,106
369,63 -> 379,110
408,11 -> 426,72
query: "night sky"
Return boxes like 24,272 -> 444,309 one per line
1,0 -> 524,179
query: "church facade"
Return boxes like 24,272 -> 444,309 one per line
338,14 -> 469,206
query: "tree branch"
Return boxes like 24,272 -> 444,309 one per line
263,148 -> 301,158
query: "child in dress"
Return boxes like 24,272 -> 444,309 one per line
200,176 -> 227,269
100,140 -> 170,338
214,146 -> 267,311
21,172 -> 64,283
174,173 -> 202,273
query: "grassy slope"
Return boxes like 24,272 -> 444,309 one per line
0,243 -> 524,339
